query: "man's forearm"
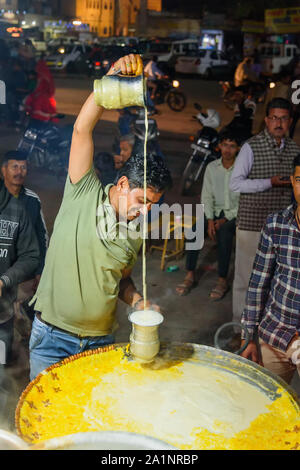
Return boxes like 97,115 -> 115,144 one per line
118,277 -> 142,307
69,92 -> 104,183
73,92 -> 104,134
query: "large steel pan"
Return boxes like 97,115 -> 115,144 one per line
31,431 -> 176,450
15,342 -> 300,449
0,429 -> 28,450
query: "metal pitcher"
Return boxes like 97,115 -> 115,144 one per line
94,73 -> 147,110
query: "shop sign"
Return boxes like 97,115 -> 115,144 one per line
265,7 -> 300,33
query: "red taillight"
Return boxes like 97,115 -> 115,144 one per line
94,61 -> 101,66
195,59 -> 201,65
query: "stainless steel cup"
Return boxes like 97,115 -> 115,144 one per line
128,310 -> 164,363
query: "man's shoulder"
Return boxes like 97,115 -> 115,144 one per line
247,131 -> 265,146
22,187 -> 41,204
265,205 -> 294,229
285,136 -> 300,152
23,187 -> 40,200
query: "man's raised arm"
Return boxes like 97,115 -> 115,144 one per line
68,54 -> 142,184
68,92 -> 103,184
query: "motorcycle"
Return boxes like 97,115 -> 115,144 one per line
220,77 -> 275,110
17,115 -> 73,180
132,108 -> 164,158
116,107 -> 164,159
180,104 -> 220,196
153,78 -> 186,112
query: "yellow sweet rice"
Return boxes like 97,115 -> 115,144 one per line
16,347 -> 300,449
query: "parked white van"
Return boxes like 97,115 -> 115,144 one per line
258,43 -> 299,74
157,39 -> 200,63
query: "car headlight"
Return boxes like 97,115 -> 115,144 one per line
172,80 -> 180,88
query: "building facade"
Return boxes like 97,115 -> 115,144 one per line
76,0 -> 162,37
0,0 -> 18,10
76,0 -> 115,36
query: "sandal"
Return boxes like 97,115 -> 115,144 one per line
209,280 -> 229,301
176,278 -> 197,296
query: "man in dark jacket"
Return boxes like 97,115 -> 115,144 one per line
0,177 -> 40,360
1,150 -> 48,322
0,178 -> 39,426
1,150 -> 48,280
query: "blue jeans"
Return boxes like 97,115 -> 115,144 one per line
29,315 -> 115,381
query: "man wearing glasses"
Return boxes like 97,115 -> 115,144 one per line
229,98 -> 300,327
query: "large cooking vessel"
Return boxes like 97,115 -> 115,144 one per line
16,343 -> 300,450
0,430 -> 28,450
31,431 -> 176,450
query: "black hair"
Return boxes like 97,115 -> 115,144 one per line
266,98 -> 293,117
117,153 -> 172,192
218,130 -> 241,146
94,152 -> 117,186
293,153 -> 300,173
2,150 -> 28,165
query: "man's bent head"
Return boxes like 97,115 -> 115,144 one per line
114,153 -> 172,221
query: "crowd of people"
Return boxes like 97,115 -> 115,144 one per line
0,38 -> 57,129
1,50 -> 300,425
176,95 -> 300,386
233,53 -> 300,139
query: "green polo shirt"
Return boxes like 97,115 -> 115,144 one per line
32,168 -> 142,337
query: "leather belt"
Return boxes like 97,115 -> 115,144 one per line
35,312 -> 85,338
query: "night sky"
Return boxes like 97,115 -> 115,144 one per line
162,0 -> 300,18
162,0 -> 180,8
162,0 -> 195,11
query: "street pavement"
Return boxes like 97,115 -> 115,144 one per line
1,75 -> 300,432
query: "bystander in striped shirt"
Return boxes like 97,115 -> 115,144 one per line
241,203 -> 300,351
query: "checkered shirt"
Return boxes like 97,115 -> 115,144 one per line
241,204 -> 300,351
